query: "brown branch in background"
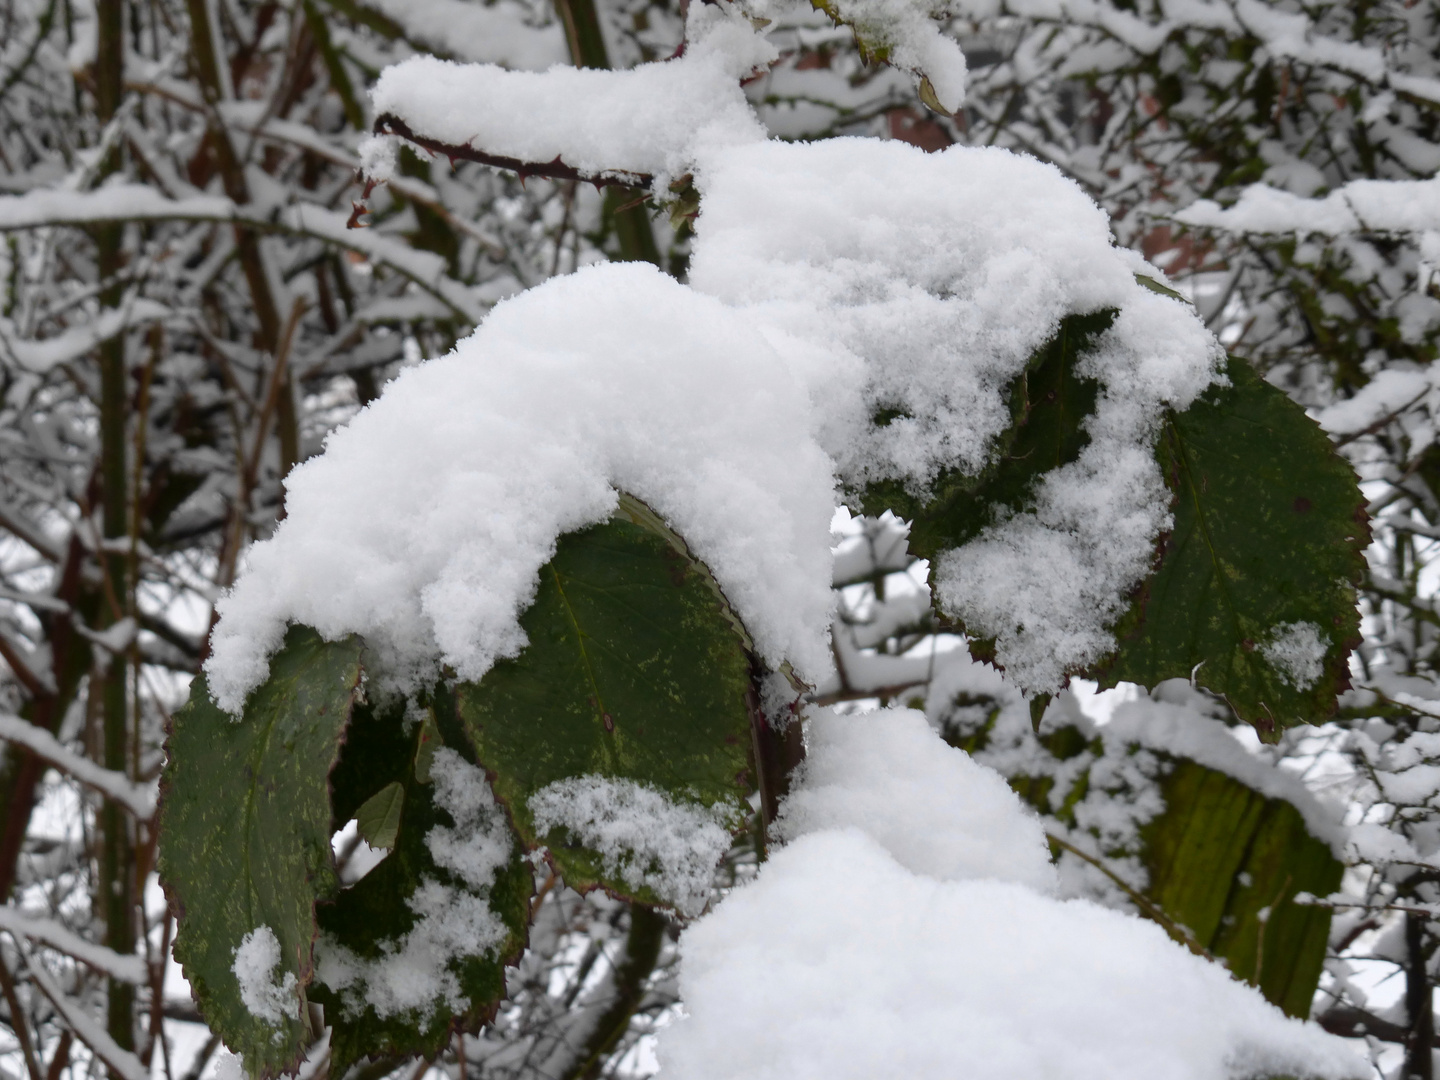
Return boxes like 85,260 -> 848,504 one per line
372,115 -> 653,190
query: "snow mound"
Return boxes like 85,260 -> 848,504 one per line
656,710 -> 1364,1080
777,707 -> 1057,892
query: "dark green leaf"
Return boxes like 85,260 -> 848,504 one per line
1141,758 -> 1342,1016
860,310 -> 1114,568
455,494 -> 755,905
1094,356 -> 1369,737
311,695 -> 530,1074
159,626 -> 362,1077
354,781 -> 404,851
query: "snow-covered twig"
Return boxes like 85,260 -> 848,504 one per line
0,907 -> 148,985
23,961 -> 149,1080
0,714 -> 158,820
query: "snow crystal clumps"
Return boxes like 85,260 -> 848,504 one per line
314,750 -> 512,1019
776,707 -> 1057,892
204,262 -> 837,712
1260,621 -> 1327,691
529,776 -> 733,917
689,137 -> 1224,694
232,925 -> 297,1025
656,707 -> 1365,1080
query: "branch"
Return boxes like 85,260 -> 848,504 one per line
23,962 -> 148,1080
0,907 -> 148,984
0,714 -> 157,820
372,114 -> 652,190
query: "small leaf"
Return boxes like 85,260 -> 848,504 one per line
917,76 -> 947,115
159,626 -> 363,1077
1094,357 -> 1369,737
455,494 -> 755,907
354,781 -> 404,850
1133,272 -> 1191,304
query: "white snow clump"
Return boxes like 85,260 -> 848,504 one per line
206,16 -> 1227,710
314,749 -> 512,1019
232,925 -> 298,1025
529,776 -> 733,917
776,706 -> 1058,892
654,707 -> 1366,1080
1261,621 -> 1328,691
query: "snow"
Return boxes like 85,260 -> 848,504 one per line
1316,366 -> 1437,435
0,904 -> 149,984
1176,176 -> 1440,236
367,7 -> 774,187
688,138 -> 1223,694
205,261 -> 837,712
1261,621 -> 1327,692
232,925 -> 298,1026
211,70 -> 1226,710
657,829 -> 1362,1080
776,707 -> 1058,893
314,749 -> 512,1020
529,776 -> 734,916
654,705 -> 1365,1080
743,0 -> 967,112
0,712 -> 158,819
360,0 -> 566,71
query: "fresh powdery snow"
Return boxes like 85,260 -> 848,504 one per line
207,7 -> 1230,706
529,777 -> 733,916
654,707 -> 1365,1080
313,750 -> 512,1019
776,707 -> 1058,892
232,926 -> 298,1026
1260,621 -> 1328,692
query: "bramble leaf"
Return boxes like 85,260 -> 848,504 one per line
454,493 -> 755,907
1141,758 -> 1342,1016
310,697 -> 530,1075
1094,357 -> 1368,737
158,626 -> 362,1077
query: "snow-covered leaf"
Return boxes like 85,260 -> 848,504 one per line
159,627 -> 363,1077
455,494 -> 754,912
1096,357 -> 1368,737
861,308 -> 1112,575
310,700 -> 530,1074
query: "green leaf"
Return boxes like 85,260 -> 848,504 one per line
310,695 -> 530,1075
354,781 -> 404,851
159,626 -> 363,1077
861,310 -> 1115,565
861,309 -> 1115,667
454,493 -> 755,905
1141,758 -> 1343,1016
1094,356 -> 1369,737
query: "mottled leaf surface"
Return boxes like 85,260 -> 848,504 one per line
1096,357 -> 1368,737
1142,758 -> 1342,1016
311,696 -> 530,1074
455,495 -> 754,903
159,626 -> 362,1076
